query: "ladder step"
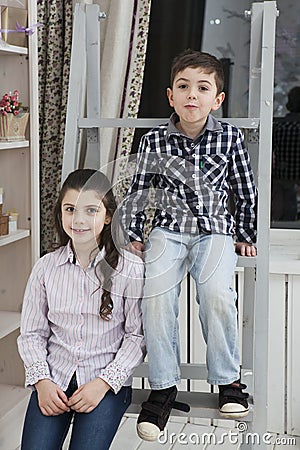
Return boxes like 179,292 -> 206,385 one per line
78,117 -> 260,129
133,363 -> 208,380
134,363 -> 255,381
127,389 -> 253,421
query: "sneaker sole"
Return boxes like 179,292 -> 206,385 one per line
219,408 -> 250,419
136,422 -> 161,441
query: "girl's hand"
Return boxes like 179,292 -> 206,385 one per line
235,242 -> 257,257
67,378 -> 111,413
35,379 -> 70,416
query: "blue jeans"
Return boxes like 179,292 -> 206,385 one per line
143,228 -> 240,388
21,374 -> 132,450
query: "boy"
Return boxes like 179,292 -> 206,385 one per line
122,49 -> 257,441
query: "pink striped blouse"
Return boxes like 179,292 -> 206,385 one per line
17,242 -> 146,393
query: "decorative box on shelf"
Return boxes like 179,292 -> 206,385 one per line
7,208 -> 19,233
0,215 -> 8,236
0,91 -> 29,141
0,4 -> 28,47
0,112 -> 29,141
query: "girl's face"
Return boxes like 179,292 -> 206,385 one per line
61,189 -> 111,251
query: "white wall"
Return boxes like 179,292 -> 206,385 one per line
201,0 -> 252,117
201,0 -> 300,117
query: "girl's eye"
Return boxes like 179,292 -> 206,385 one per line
199,86 -> 209,91
65,206 -> 75,213
87,207 -> 98,214
178,84 -> 187,89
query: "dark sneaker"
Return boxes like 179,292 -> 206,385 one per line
219,380 -> 249,419
137,386 -> 190,441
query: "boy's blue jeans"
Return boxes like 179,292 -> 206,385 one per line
143,228 -> 240,388
21,373 -> 131,450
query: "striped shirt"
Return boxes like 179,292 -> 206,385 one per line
122,113 -> 257,244
17,242 -> 145,393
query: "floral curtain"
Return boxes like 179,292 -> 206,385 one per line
37,0 -> 151,254
111,0 -> 152,194
37,0 -> 73,255
93,0 -> 152,180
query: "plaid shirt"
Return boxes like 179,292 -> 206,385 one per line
273,112 -> 300,180
122,113 -> 257,243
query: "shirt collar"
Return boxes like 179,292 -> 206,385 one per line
167,112 -> 223,140
56,241 -> 104,267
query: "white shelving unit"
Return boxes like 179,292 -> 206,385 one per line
0,1 -> 40,448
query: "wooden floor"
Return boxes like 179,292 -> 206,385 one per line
62,414 -> 299,450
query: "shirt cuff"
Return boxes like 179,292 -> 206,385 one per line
99,361 -> 130,394
24,360 -> 51,388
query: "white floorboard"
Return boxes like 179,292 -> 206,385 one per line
17,416 -> 300,450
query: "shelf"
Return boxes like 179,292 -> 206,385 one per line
0,384 -> 29,420
0,140 -> 29,151
0,384 -> 30,449
0,311 -> 21,339
0,41 -> 28,55
0,229 -> 30,247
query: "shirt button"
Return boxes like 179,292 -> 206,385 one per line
196,205 -> 200,209
192,174 -> 196,179
192,153 -> 196,158
195,191 -> 198,195
191,143 -> 195,148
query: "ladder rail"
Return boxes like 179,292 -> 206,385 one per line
62,3 -> 87,183
84,4 -> 101,169
251,2 -> 277,446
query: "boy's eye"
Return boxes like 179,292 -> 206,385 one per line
178,84 -> 187,89
199,86 -> 209,91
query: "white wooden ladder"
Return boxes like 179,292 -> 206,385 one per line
62,2 -> 278,448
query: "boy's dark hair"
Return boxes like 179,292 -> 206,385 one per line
54,168 -> 120,321
170,49 -> 224,94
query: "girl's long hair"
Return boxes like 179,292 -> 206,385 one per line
54,169 -> 121,320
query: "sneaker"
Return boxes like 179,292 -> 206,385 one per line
136,386 -> 190,441
219,380 -> 249,419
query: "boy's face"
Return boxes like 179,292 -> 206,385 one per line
167,67 -> 225,129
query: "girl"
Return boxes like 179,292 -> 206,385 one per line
18,169 -> 145,450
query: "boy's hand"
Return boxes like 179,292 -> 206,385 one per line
67,378 -> 111,413
235,242 -> 257,257
125,241 -> 145,259
35,379 -> 70,416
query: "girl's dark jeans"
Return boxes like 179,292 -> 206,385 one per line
21,374 -> 132,450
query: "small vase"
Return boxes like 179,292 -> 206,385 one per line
0,112 -> 29,142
